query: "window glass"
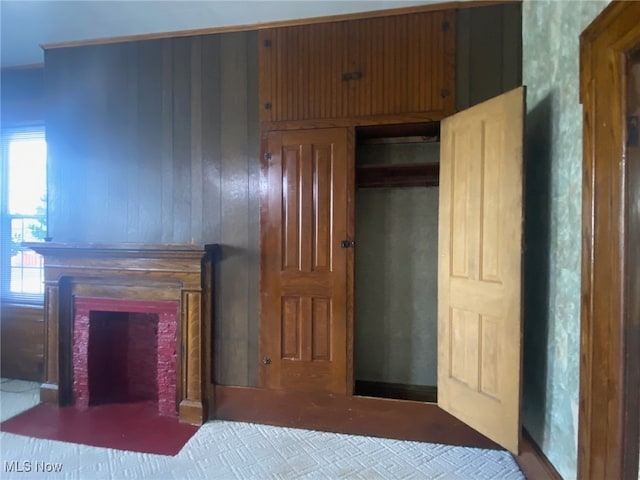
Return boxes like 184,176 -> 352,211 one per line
1,129 -> 47,301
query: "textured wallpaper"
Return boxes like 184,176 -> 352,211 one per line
355,143 -> 439,386
521,1 -> 610,479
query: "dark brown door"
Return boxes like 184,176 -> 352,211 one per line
260,128 -> 351,394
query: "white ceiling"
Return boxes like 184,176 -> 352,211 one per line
0,0 -> 442,68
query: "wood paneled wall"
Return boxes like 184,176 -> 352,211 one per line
0,304 -> 44,380
44,32 -> 260,387
456,3 -> 522,110
40,3 -> 521,390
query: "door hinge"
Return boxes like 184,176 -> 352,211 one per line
341,240 -> 355,249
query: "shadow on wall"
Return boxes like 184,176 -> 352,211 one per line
522,92 -> 553,443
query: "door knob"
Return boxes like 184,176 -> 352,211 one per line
262,357 -> 271,365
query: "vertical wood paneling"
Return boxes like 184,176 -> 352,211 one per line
125,45 -> 140,242
137,40 -> 164,242
246,31 -> 261,386
161,39 -> 175,243
217,32 -> 251,386
201,35 -> 222,242
456,4 -> 522,111
190,37 -> 203,243
258,30 -> 272,123
46,30 -> 260,389
172,38 -> 192,243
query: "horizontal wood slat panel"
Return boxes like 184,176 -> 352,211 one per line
259,10 -> 456,124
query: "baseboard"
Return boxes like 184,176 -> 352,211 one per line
514,429 -> 563,480
213,385 -> 500,449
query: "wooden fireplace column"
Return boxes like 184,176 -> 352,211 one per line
24,242 -> 214,426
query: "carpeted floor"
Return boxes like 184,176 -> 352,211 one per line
0,379 -> 525,479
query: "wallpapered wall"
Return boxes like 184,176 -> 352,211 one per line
521,1 -> 609,479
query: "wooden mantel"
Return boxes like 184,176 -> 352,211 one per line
24,242 -> 215,425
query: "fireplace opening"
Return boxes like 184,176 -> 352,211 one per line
88,311 -> 159,406
73,297 -> 179,417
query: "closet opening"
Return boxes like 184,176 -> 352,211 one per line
353,122 -> 440,403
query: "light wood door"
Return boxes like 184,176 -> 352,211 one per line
437,86 -> 525,454
260,128 -> 351,394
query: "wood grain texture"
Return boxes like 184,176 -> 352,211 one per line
438,87 -> 524,454
261,128 -> 350,394
45,31 -> 260,389
214,385 -> 502,449
578,3 -> 640,479
455,3 -> 522,111
26,242 -> 213,426
259,10 -> 456,124
0,304 -> 44,381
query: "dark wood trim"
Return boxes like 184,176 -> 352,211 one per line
213,385 -> 501,449
514,429 -> 563,480
356,122 -> 440,141
25,242 -> 214,426
346,127 -> 356,396
356,164 -> 440,188
354,380 -> 437,403
579,2 -> 640,479
262,112 -> 449,133
41,1 -> 519,52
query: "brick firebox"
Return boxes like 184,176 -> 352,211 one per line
24,243 -> 214,426
73,297 -> 179,417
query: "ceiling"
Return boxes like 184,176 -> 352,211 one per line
0,0 -> 442,68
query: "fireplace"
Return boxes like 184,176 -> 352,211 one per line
24,243 -> 214,425
72,297 -> 179,417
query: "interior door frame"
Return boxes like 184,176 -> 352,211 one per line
579,2 -> 640,479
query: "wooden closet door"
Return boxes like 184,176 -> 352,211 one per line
437,87 -> 525,454
260,128 -> 351,394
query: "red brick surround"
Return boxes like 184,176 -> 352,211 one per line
73,297 -> 178,417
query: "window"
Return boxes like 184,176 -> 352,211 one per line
1,128 -> 47,303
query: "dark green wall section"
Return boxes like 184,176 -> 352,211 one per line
44,32 -> 260,386
456,3 -> 522,110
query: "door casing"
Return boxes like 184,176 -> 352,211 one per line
579,2 -> 640,479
